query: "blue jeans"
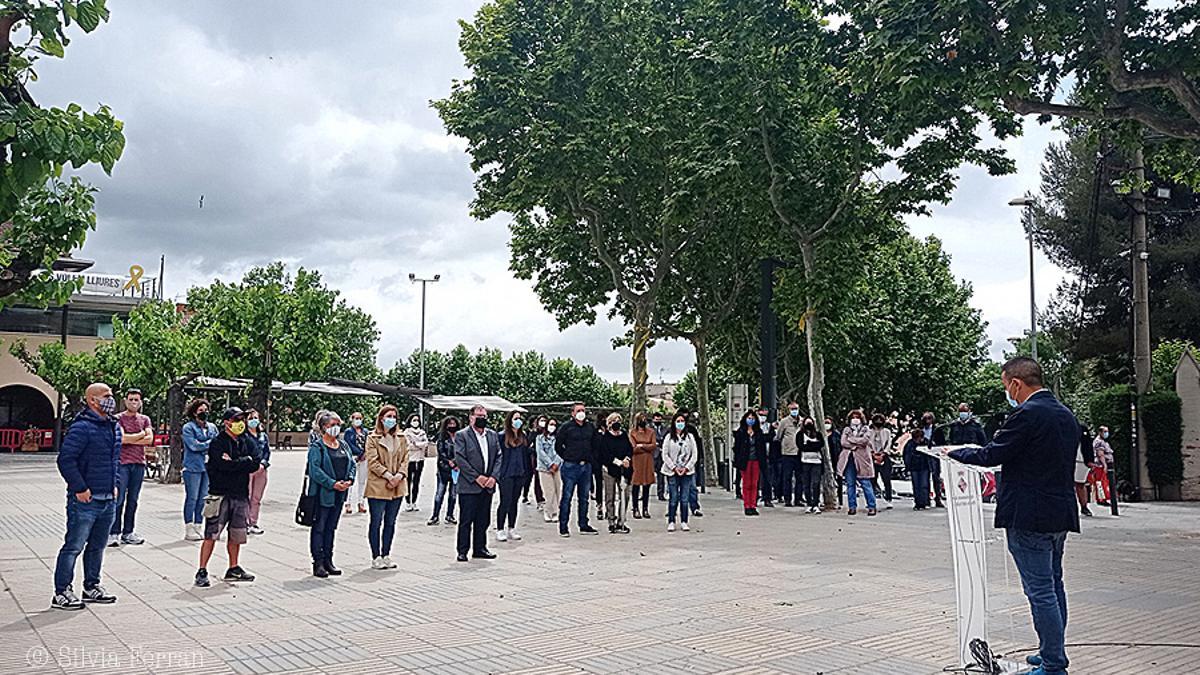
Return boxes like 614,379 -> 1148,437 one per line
182,470 -> 208,524
111,463 -> 146,536
367,498 -> 401,558
433,471 -> 457,519
910,469 -> 931,508
843,462 -> 876,510
54,495 -> 115,594
667,474 -> 694,523
1007,529 -> 1069,672
558,462 -> 592,532
311,492 -> 346,565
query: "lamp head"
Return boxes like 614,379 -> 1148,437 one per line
1008,197 -> 1036,207
408,273 -> 416,282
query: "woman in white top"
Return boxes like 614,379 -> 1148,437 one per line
661,412 -> 698,532
402,413 -> 432,512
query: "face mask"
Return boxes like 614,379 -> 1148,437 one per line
473,417 -> 487,430
383,417 -> 397,430
789,409 -> 799,417
574,411 -> 587,422
804,424 -> 815,432
325,425 -> 341,438
1102,431 -> 1109,439
637,420 -> 647,428
247,418 -> 260,430
98,396 -> 117,415
675,421 -> 686,431
746,417 -> 757,426
197,411 -> 208,422
547,425 -> 557,434
610,422 -> 622,433
513,418 -> 524,430
351,418 -> 363,427
824,423 -> 832,432
410,419 -> 420,428
849,418 -> 862,427
538,419 -> 547,429
959,412 -> 970,421
1005,383 -> 1019,408
229,421 -> 246,435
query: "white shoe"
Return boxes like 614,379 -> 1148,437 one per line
371,556 -> 388,570
383,556 -> 397,569
508,528 -> 522,541
667,522 -> 676,532
247,525 -> 264,535
536,503 -> 544,512
544,515 -> 555,523
884,500 -> 894,510
107,534 -> 120,548
681,522 -> 690,532
184,524 -> 203,541
496,529 -> 508,542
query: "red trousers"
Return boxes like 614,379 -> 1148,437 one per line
742,460 -> 760,510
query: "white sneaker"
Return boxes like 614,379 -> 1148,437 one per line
884,500 -> 894,510
667,522 -> 676,532
508,528 -> 522,541
247,525 -> 264,535
184,524 -> 203,541
106,534 -> 120,548
383,556 -> 397,569
371,556 -> 387,570
681,522 -> 690,532
496,529 -> 508,542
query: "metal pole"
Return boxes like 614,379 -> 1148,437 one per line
53,304 -> 68,451
1131,145 -> 1152,500
419,280 -> 427,425
1026,211 -> 1038,362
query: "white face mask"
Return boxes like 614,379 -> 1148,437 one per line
824,423 -> 832,432
326,425 -> 341,438
410,419 -> 420,428
574,411 -> 587,422
849,418 -> 862,427
351,418 -> 362,427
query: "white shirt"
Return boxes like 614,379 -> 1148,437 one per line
474,430 -> 490,473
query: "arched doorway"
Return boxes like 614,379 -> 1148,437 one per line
0,384 -> 55,430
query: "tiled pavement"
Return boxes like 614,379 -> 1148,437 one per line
1,452 -> 1198,674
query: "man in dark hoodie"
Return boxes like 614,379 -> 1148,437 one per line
194,407 -> 261,588
52,383 -> 122,610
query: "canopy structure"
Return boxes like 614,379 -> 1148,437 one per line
413,395 -> 526,413
192,377 -> 404,398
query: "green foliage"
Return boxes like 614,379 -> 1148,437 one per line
1089,385 -> 1132,482
1142,390 -> 1183,488
1151,339 -> 1195,392
8,337 -> 100,407
0,1 -> 124,307
98,300 -> 196,401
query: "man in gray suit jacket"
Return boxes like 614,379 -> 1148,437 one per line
453,404 -> 501,562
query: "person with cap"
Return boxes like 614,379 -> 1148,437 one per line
194,407 -> 261,588
51,383 -> 121,610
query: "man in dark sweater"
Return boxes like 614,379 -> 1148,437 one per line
195,407 -> 261,588
555,402 -> 601,537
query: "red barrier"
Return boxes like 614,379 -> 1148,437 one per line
0,429 -> 23,452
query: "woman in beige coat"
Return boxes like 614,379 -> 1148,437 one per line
365,405 -> 409,570
837,409 -> 878,516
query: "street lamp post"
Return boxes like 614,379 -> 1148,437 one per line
409,273 -> 440,424
1008,197 -> 1038,362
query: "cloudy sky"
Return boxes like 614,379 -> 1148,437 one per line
35,1 -> 1067,383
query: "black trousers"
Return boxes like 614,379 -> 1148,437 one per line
457,491 -> 493,556
632,484 -> 651,510
799,462 -> 822,507
407,460 -> 425,504
873,460 -> 894,501
496,476 -> 522,529
779,456 -> 800,504
760,457 -> 775,502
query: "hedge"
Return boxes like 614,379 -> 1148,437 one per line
1142,390 -> 1184,487
1089,385 -> 1132,482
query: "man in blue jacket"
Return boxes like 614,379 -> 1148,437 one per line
949,357 -> 1079,675
52,383 -> 122,610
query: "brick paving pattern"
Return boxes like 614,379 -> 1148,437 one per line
1,452 -> 1198,674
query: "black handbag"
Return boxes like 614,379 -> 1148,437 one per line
294,467 -> 316,527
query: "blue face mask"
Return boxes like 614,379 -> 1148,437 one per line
247,418 -> 260,430
674,421 -> 685,431
789,409 -> 799,417
1102,431 -> 1109,439
746,417 -> 757,426
958,412 -> 970,421
513,418 -> 524,430
1005,384 -> 1019,408
382,417 -> 397,430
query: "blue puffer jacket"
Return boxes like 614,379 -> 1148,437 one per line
57,408 -> 122,496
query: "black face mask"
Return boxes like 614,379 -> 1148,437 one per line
197,412 -> 208,422
803,424 -> 816,433
611,423 -> 622,433
447,426 -> 457,433
473,417 -> 487,430
636,421 -> 647,428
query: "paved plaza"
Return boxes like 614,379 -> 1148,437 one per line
1,451 -> 1198,675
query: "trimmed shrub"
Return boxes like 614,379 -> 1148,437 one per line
1142,390 -> 1184,488
1088,385 -> 1132,482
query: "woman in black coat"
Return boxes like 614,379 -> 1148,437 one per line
732,411 -> 769,516
596,413 -> 634,533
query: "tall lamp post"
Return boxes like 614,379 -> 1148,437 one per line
409,273 -> 440,424
1008,197 -> 1039,362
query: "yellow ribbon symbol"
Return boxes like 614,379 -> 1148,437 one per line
122,265 -> 144,291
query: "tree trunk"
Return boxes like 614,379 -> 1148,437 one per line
164,383 -> 185,484
692,335 -> 718,487
798,240 -> 837,508
630,305 -> 651,413
250,377 -> 271,428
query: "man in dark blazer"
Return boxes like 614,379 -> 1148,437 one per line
453,404 -> 501,562
949,357 -> 1079,675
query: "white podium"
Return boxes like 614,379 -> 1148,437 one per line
921,445 -> 1021,673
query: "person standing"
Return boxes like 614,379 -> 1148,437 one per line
343,412 -> 368,515
403,413 -> 432,512
555,403 -> 601,537
453,405 -> 500,561
798,417 -> 824,513
662,412 -> 697,532
495,411 -> 531,542
824,417 -> 842,507
591,411 -> 608,520
429,416 -> 460,526
904,428 -> 932,510
181,399 -> 217,541
757,406 -> 778,508
597,413 -> 633,534
365,405 -> 408,570
535,417 -> 563,523
1090,426 -> 1112,505
52,383 -> 121,610
245,409 -> 270,535
523,415 -> 549,508
776,403 -> 803,507
194,408 -> 260,588
680,410 -> 706,518
868,413 -> 895,510
1074,423 -> 1096,517
651,412 -> 668,501
947,403 -> 988,446
949,357 -> 1080,675
838,410 -> 877,516
732,411 -> 767,516
108,389 -> 152,547
923,411 -> 947,507
629,413 -> 657,519
307,412 -> 355,578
